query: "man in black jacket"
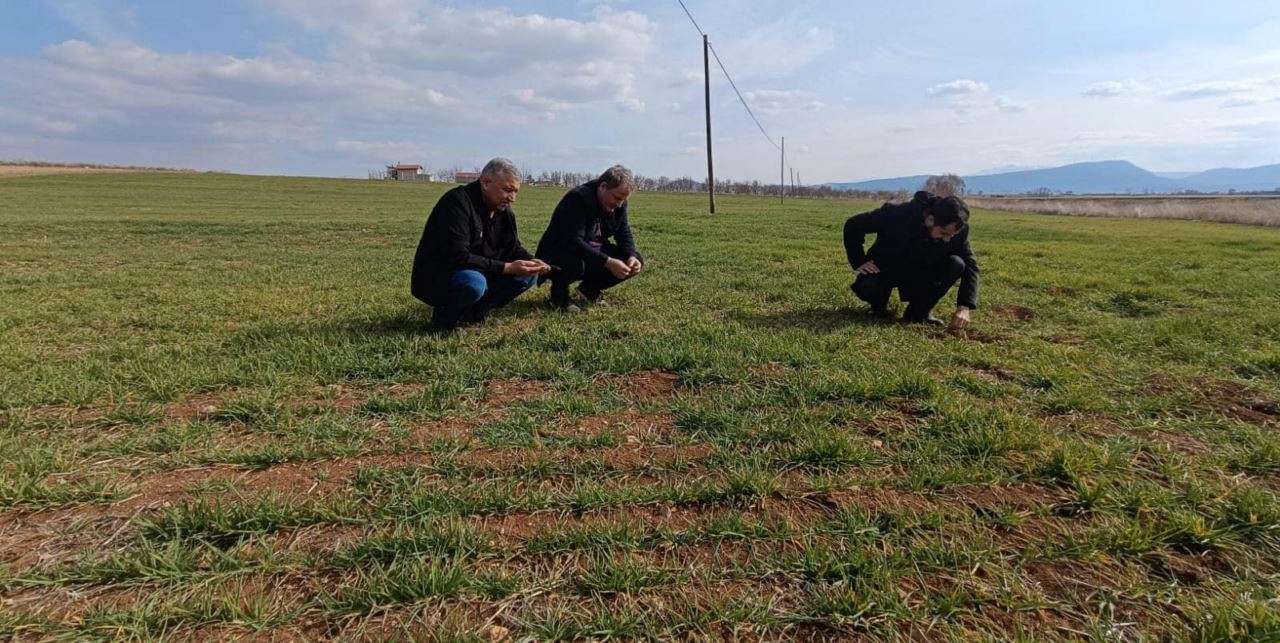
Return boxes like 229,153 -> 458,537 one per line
843,191 -> 980,328
536,165 -> 644,313
411,158 -> 550,331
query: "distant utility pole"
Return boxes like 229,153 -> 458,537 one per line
702,34 -> 715,215
780,136 -> 785,204
790,167 -> 795,194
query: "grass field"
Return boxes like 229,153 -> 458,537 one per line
1,172 -> 1279,641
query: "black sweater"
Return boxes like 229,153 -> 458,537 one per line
411,181 -> 533,305
843,200 -> 981,309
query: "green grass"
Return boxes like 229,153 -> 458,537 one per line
2,172 -> 1279,640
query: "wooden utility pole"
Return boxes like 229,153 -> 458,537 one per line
780,136 -> 785,204
790,167 -> 795,194
703,34 -> 715,215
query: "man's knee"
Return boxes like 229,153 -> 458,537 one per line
451,270 -> 488,304
852,274 -> 886,301
940,255 -> 965,282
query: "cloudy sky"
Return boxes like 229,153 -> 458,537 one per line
2,0 -> 1278,183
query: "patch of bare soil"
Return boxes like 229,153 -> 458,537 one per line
1019,559 -> 1127,603
995,304 -> 1038,322
815,486 -> 935,514
968,365 -> 1017,383
598,370 -> 683,401
483,378 -> 549,406
748,362 -> 792,379
940,482 -> 1067,513
1054,413 -> 1211,455
552,410 -> 679,441
1148,374 -> 1279,426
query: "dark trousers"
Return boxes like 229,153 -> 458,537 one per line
852,255 -> 965,320
546,244 -> 644,299
432,270 -> 535,330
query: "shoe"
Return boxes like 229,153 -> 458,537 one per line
552,297 -> 586,315
458,309 -> 487,327
545,289 -> 581,313
905,314 -> 946,326
576,286 -> 608,307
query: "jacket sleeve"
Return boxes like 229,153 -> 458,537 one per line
954,231 -> 981,310
556,192 -> 610,268
613,202 -> 637,258
843,204 -> 889,270
438,193 -> 506,274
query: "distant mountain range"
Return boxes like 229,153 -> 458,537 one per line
826,161 -> 1280,195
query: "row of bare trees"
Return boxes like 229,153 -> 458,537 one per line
372,164 -> 969,203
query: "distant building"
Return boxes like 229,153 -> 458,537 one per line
387,164 -> 431,181
455,171 -> 480,184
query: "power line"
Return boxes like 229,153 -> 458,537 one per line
675,0 -> 705,36
707,42 -> 782,152
674,1 -> 782,152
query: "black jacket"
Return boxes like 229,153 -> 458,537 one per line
535,179 -> 638,269
410,181 -> 533,306
843,198 -> 980,309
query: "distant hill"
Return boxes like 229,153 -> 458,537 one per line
827,161 -> 1280,195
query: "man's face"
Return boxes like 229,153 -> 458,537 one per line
924,215 -> 962,242
480,173 -> 521,212
597,184 -> 632,213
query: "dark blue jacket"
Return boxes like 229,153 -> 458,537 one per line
535,179 -> 638,269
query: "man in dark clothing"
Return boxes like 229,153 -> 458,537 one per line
536,165 -> 644,313
411,158 -> 550,331
843,191 -> 980,328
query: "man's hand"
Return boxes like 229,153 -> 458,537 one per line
856,260 -> 880,275
626,256 -> 643,275
504,259 -> 550,276
605,257 -> 631,279
950,306 -> 971,331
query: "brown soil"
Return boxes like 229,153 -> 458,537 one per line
940,482 -> 1066,512
483,378 -> 550,406
1148,374 -> 1279,426
551,410 -> 679,441
995,304 -> 1039,322
598,370 -> 683,401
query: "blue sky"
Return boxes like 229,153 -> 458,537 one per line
1,0 -> 1278,182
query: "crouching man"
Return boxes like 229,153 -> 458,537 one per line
411,158 -> 550,331
843,191 -> 980,329
536,165 -> 644,313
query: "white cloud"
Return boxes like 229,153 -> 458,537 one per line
926,80 -> 989,97
1167,81 -> 1247,101
1082,80 -> 1143,97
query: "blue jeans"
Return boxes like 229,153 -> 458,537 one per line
432,270 -> 535,330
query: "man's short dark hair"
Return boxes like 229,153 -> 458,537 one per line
914,190 -> 969,228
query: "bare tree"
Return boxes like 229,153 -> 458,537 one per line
922,174 -> 966,197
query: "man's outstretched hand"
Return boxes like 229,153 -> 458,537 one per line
856,260 -> 880,275
949,306 -> 971,331
505,259 -> 551,276
626,256 -> 643,275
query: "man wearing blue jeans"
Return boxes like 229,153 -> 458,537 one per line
411,158 -> 550,331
